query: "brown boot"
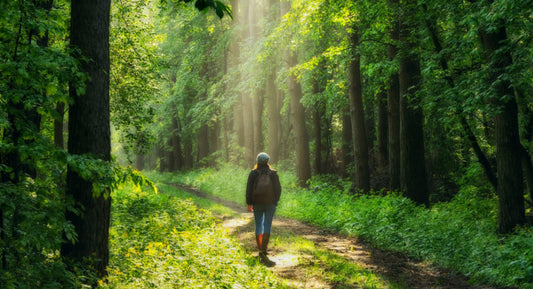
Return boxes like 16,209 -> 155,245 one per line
259,233 -> 275,267
255,234 -> 263,254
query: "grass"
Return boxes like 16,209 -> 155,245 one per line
102,182 -> 284,288
147,170 -> 406,288
271,229 -> 407,289
146,166 -> 533,288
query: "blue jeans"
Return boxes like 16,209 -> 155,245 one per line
253,204 -> 276,235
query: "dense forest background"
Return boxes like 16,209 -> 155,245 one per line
1,0 -> 532,287
130,0 -> 533,231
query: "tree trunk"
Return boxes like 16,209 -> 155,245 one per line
348,25 -> 370,192
166,135 -> 176,171
157,139 -> 166,172
54,102 -> 65,148
197,123 -> 209,164
377,91 -> 388,168
288,52 -> 311,185
183,137 -> 193,169
311,71 -> 324,175
265,0 -> 281,165
242,93 -> 255,165
62,0 -> 111,278
251,0 -> 263,155
209,118 -> 220,165
171,114 -> 183,170
267,70 -> 281,164
342,109 -> 353,177
1,101 -> 23,271
398,1 -> 428,206
253,91 -> 264,154
387,11 -> 401,192
520,146 -> 533,207
461,116 -> 498,188
313,105 -> 323,175
480,24 -> 525,234
0,209 -> 3,270
231,0 -> 244,151
516,88 -> 533,206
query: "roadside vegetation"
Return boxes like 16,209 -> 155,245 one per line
146,166 -> 533,288
144,174 -> 406,288
102,182 -> 281,288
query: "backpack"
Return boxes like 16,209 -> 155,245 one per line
253,170 -> 274,204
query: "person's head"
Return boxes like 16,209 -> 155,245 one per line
253,152 -> 271,169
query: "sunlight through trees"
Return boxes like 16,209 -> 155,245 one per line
1,0 -> 532,287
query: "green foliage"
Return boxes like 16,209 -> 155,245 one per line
305,248 -> 406,288
0,2 -> 84,286
110,0 -> 162,158
161,0 -> 232,19
0,180 -> 75,288
103,182 -> 280,288
147,164 -> 299,205
0,146 -> 154,287
174,167 -> 533,288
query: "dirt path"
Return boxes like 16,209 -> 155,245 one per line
170,184 -> 499,289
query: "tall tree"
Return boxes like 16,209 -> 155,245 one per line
249,0 -> 264,156
376,91 -> 388,168
478,1 -> 525,233
62,0 -> 111,278
266,0 -> 282,164
241,0 -> 255,164
398,0 -> 428,206
230,0 -> 245,158
342,109 -> 353,177
347,23 -> 370,192
387,0 -> 401,191
288,51 -> 311,184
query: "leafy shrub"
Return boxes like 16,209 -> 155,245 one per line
0,176 -> 80,288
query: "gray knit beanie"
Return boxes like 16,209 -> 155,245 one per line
256,152 -> 270,165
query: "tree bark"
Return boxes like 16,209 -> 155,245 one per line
249,0 -> 264,156
520,145 -> 533,206
480,23 -> 525,234
252,91 -> 264,154
387,9 -> 401,191
311,71 -> 325,175
342,109 -> 353,177
377,91 -> 388,168
183,137 -> 193,169
266,70 -> 281,164
54,102 -> 65,148
398,0 -> 428,206
347,24 -> 370,192
62,0 -> 111,278
288,52 -> 311,185
461,116 -> 498,188
197,124 -> 209,164
171,114 -> 183,170
231,0 -> 244,152
313,105 -> 324,175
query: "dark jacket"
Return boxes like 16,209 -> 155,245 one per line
246,166 -> 282,206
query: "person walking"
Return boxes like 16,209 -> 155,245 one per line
246,152 -> 281,267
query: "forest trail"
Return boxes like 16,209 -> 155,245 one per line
168,184 -> 494,289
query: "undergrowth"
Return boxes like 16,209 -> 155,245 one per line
102,182 -> 282,288
147,166 -> 533,288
